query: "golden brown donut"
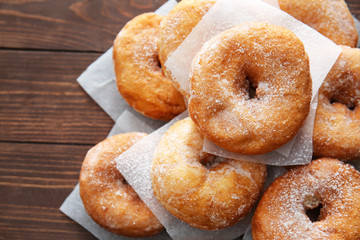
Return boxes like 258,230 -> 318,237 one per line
278,0 -> 358,47
157,0 -> 216,94
313,46 -> 360,161
189,22 -> 312,155
252,158 -> 360,240
79,133 -> 163,237
151,117 -> 267,230
113,13 -> 186,121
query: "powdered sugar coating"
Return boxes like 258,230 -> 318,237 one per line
278,0 -> 358,47
189,22 -> 312,155
313,46 -> 360,161
79,133 -> 164,237
151,117 -> 267,230
252,158 -> 360,240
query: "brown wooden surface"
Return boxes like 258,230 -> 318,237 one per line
0,0 -> 359,239
0,142 -> 90,239
0,0 -> 167,52
0,50 -> 113,144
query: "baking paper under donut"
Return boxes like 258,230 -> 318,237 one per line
165,0 -> 342,165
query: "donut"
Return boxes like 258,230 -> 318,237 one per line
79,133 -> 163,237
188,22 -> 312,155
151,117 -> 267,230
252,158 -> 360,240
313,46 -> 360,161
278,0 -> 358,47
113,13 -> 186,121
157,0 -> 216,94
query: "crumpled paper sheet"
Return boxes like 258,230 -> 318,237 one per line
165,0 -> 342,165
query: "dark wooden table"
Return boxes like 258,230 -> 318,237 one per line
0,0 -> 359,239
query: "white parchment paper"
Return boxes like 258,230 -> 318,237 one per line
165,0 -> 342,165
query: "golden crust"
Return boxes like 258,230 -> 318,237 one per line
113,13 -> 186,121
151,117 -> 266,230
189,22 -> 312,155
279,0 -> 358,47
157,0 -> 216,96
252,158 -> 360,240
79,133 -> 163,237
313,46 -> 360,161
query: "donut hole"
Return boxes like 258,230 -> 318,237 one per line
201,155 -> 226,170
245,76 -> 258,100
348,105 -> 355,111
303,195 -> 323,222
306,203 -> 323,222
329,98 -> 355,111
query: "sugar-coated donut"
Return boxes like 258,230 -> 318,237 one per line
189,22 -> 312,155
151,117 -> 267,230
278,0 -> 358,47
79,133 -> 163,237
113,13 -> 186,121
252,158 -> 360,240
157,0 -> 216,94
313,46 -> 360,161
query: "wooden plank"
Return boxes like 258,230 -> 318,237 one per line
348,0 -> 360,19
0,141 -> 95,239
0,0 -> 167,52
0,50 -> 114,145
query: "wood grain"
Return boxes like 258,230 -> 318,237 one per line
0,141 -> 95,239
0,50 -> 114,145
0,0 -> 167,52
347,0 -> 360,19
